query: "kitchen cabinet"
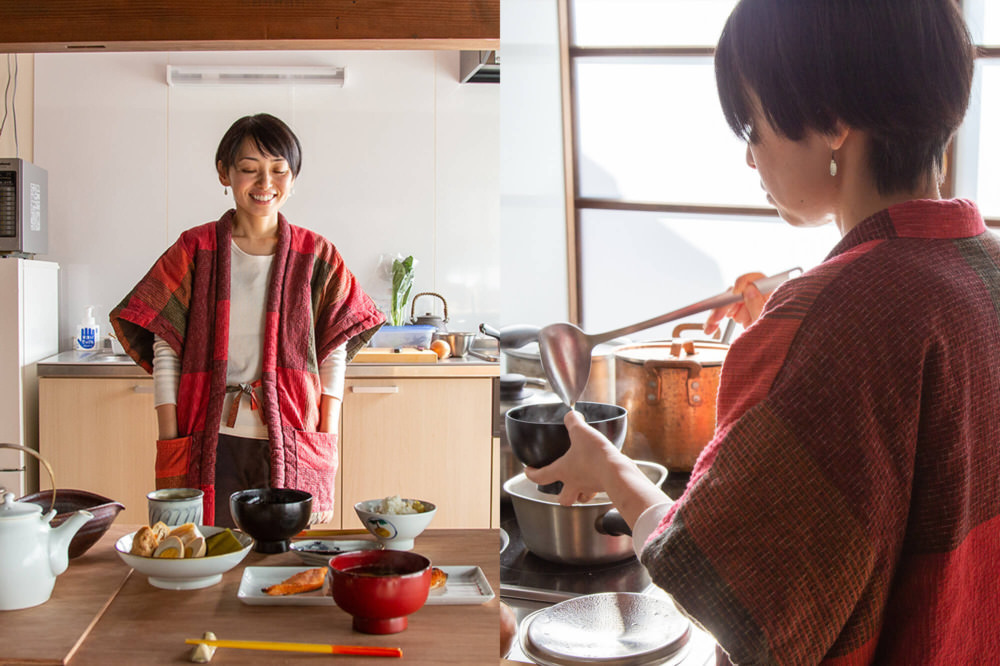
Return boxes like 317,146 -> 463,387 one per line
38,375 -> 157,524
37,353 -> 499,530
339,374 -> 495,530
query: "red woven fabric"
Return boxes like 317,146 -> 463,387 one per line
642,199 -> 1000,664
110,210 -> 385,523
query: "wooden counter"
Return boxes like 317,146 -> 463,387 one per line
55,525 -> 500,665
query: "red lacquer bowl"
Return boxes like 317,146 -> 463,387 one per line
328,550 -> 431,634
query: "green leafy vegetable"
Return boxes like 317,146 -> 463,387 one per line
390,255 -> 415,326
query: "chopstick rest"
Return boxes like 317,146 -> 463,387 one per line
185,638 -> 403,658
188,632 -> 217,663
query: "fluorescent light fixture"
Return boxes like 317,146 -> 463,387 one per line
166,65 -> 345,87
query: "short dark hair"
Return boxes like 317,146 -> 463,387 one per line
715,0 -> 975,195
215,113 -> 303,177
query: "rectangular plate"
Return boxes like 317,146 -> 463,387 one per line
238,566 -> 494,606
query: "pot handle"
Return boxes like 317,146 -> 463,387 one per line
410,292 -> 448,323
595,508 -> 632,537
480,324 -> 541,350
671,322 -> 722,341
642,358 -> 707,407
1,443 -> 57,511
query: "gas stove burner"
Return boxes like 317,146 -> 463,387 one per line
500,373 -> 537,401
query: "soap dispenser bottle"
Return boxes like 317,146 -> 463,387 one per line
74,307 -> 100,351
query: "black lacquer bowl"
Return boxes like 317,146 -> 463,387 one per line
229,488 -> 312,553
505,401 -> 627,494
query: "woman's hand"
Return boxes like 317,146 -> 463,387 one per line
526,410 -> 672,527
704,271 -> 769,337
525,410 -> 631,506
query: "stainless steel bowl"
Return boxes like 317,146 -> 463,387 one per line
432,331 -> 476,358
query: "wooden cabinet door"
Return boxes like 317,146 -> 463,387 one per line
341,377 -> 493,529
39,377 -> 157,524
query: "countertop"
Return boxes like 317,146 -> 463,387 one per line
37,350 -> 499,379
1,524 -> 501,665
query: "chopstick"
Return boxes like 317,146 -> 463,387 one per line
185,639 -> 402,658
295,528 -> 369,538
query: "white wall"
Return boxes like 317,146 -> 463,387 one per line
0,54 -> 33,161
32,50 -> 498,348
499,0 -> 569,327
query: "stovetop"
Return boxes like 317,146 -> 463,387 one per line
500,503 -> 651,603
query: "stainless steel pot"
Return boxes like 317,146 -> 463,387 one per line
503,461 -> 668,565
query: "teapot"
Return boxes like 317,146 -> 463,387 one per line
0,444 -> 93,611
409,292 -> 449,332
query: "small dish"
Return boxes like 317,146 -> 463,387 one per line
289,539 -> 381,567
238,566 -> 333,606
114,526 -> 253,590
237,565 -> 494,606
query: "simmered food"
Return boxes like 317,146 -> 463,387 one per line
128,522 -> 231,559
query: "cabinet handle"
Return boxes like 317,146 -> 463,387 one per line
133,385 -> 154,394
350,386 -> 399,394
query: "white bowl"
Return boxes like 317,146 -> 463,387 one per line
114,526 -> 253,590
354,499 -> 437,550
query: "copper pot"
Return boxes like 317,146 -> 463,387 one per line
614,332 -> 728,471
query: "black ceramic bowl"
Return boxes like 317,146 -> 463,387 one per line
505,401 -> 627,494
18,489 -> 125,559
229,488 -> 313,553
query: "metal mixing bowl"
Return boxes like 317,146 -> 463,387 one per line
432,331 -> 476,357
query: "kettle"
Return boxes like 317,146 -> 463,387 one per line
0,444 -> 93,611
409,292 -> 449,332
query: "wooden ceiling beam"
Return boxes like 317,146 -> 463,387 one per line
0,1 -> 499,52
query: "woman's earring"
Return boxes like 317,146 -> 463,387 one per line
829,152 -> 838,177
224,187 -> 229,195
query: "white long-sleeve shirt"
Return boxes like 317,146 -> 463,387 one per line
152,240 -> 346,439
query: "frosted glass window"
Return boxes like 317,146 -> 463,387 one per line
965,0 -> 1000,46
574,57 -> 762,206
571,0 -> 739,47
579,209 -> 840,340
975,62 -> 1000,218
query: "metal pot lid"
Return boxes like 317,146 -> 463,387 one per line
614,341 -> 728,367
520,592 -> 691,665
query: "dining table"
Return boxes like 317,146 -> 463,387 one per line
0,524 -> 500,665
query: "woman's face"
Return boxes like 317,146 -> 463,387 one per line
218,137 -> 295,222
745,111 -> 838,229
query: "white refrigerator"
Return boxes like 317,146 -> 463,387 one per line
0,257 -> 59,496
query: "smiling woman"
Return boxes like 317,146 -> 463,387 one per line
110,113 -> 386,529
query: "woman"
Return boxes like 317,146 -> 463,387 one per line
111,114 -> 385,527
527,1 -> 999,663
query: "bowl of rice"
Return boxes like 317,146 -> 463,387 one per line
354,496 -> 437,550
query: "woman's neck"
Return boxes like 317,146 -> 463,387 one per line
231,210 -> 279,255
835,176 -> 941,237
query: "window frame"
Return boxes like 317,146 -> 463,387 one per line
558,0 -> 1000,324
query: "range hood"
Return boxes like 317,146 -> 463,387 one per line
460,50 -> 499,84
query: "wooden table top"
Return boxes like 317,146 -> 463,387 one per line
2,524 -> 500,666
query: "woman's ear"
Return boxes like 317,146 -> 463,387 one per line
828,121 -> 850,152
217,161 -> 230,187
